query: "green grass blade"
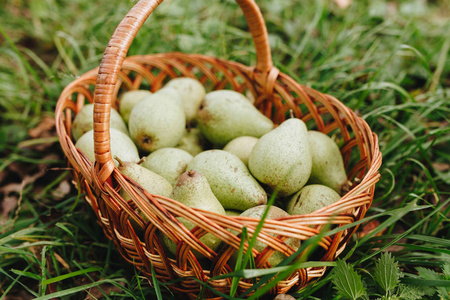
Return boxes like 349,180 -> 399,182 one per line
150,262 -> 163,300
41,267 -> 102,285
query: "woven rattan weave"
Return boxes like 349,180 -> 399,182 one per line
55,0 -> 382,298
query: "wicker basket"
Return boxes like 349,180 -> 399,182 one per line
55,0 -> 382,298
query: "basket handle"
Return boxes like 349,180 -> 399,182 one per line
93,0 -> 274,183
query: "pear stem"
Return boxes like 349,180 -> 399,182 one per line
187,169 -> 196,177
114,155 -> 124,167
137,157 -> 146,165
289,109 -> 294,119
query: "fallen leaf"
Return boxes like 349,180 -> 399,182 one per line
358,219 -> 385,238
0,182 -> 22,195
273,294 -> 296,300
432,163 -> 450,172
335,0 -> 352,9
53,251 -> 71,272
1,194 -> 18,222
387,2 -> 398,17
28,116 -> 56,138
51,179 -> 72,199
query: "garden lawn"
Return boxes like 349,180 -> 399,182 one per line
0,0 -> 448,299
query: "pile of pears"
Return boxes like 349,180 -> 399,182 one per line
73,77 -> 349,266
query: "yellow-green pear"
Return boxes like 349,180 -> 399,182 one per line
286,184 -> 341,215
176,127 -> 207,156
223,136 -> 259,167
75,128 -> 139,166
225,210 -> 241,216
118,90 -> 152,124
128,92 -> 186,153
162,170 -> 226,256
197,90 -> 274,147
235,205 -> 300,267
248,118 -> 312,197
165,77 -> 206,122
116,157 -> 173,199
186,150 -> 267,211
154,86 -> 182,106
307,131 -> 348,193
72,103 -> 128,141
141,148 -> 193,186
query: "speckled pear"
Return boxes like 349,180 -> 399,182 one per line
116,157 -> 173,199
286,184 -> 341,215
165,77 -> 206,122
141,148 -> 193,186
162,170 -> 226,256
223,136 -> 259,167
72,103 -> 128,141
118,90 -> 152,124
128,92 -> 186,153
197,90 -> 274,147
307,131 -> 348,193
75,128 -> 139,166
236,205 -> 300,267
154,86 -> 182,106
176,127 -> 207,156
186,150 -> 267,211
248,118 -> 312,197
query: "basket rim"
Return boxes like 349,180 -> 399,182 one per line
55,51 -> 382,298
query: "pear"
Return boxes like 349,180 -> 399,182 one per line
162,170 -> 226,256
307,131 -> 348,193
235,205 -> 300,267
118,90 -> 152,124
75,128 -> 139,166
186,150 -> 267,211
176,127 -> 207,156
117,157 -> 173,199
128,92 -> 186,153
154,86 -> 182,106
141,148 -> 193,186
72,103 -> 128,141
165,77 -> 206,122
223,136 -> 259,167
286,184 -> 341,215
197,90 -> 274,147
225,210 -> 241,217
248,118 -> 312,197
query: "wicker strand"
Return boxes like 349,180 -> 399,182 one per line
54,0 -> 382,297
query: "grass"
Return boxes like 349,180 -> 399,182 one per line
0,0 -> 449,299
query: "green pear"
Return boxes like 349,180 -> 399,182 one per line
117,157 -> 173,199
223,136 -> 259,167
248,118 -> 312,197
235,205 -> 300,267
154,86 -> 182,106
162,170 -> 226,256
286,184 -> 341,215
186,150 -> 267,211
75,128 -> 139,166
307,131 -> 348,193
165,77 -> 206,122
118,90 -> 152,124
128,92 -> 186,153
225,210 -> 241,217
141,148 -> 193,186
197,90 -> 274,147
176,127 -> 207,156
72,103 -> 128,141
